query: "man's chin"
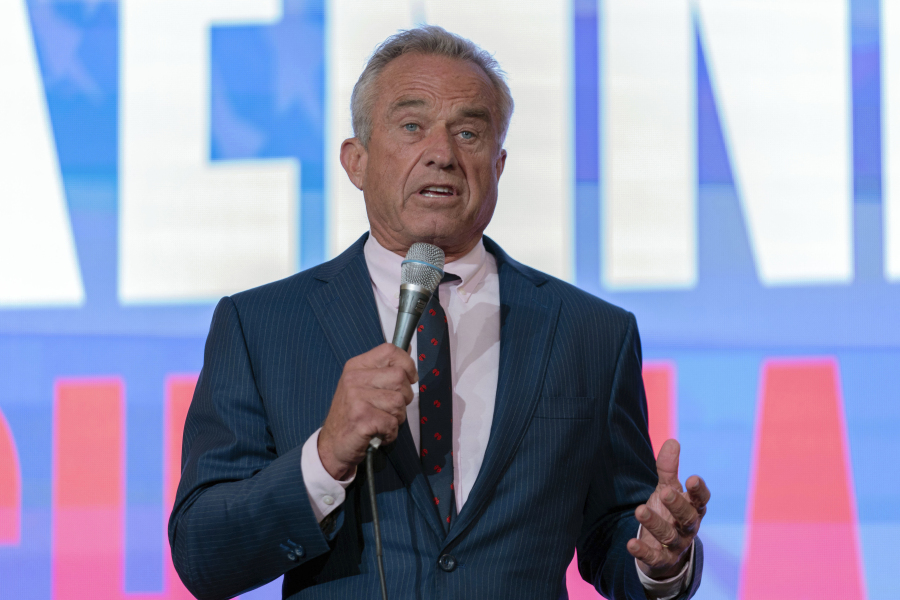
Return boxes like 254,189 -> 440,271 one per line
403,224 -> 474,246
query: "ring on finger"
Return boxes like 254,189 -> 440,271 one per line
660,542 -> 671,550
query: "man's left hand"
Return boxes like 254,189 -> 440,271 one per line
627,439 -> 710,580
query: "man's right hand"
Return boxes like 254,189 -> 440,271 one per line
318,343 -> 418,480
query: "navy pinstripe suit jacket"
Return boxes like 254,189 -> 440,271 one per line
169,233 -> 703,600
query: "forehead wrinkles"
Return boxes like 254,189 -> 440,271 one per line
374,56 -> 499,124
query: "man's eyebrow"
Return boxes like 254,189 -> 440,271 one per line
458,107 -> 491,122
388,98 -> 427,116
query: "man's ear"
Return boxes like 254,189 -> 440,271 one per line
495,148 -> 507,180
340,137 -> 367,190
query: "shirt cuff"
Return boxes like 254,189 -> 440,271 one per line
300,428 -> 356,523
634,524 -> 695,600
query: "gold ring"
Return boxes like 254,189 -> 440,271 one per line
660,543 -> 671,550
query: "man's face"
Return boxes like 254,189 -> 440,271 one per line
341,52 -> 507,258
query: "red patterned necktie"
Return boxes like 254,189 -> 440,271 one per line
417,273 -> 460,531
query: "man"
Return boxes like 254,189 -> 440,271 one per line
169,26 -> 709,600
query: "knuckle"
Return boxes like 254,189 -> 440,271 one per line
652,551 -> 666,565
344,370 -> 366,387
657,526 -> 679,547
348,400 -> 371,423
383,415 -> 400,437
383,344 -> 403,362
679,517 -> 698,535
389,389 -> 407,407
388,366 -> 407,385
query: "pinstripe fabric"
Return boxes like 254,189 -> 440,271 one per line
169,233 -> 703,600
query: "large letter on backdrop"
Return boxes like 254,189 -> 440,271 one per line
120,0 -> 298,303
0,0 -> 85,307
602,0 -> 696,290
884,0 -> 900,281
53,378 -> 195,600
602,0 -> 852,288
696,0 -> 853,286
740,359 -> 865,600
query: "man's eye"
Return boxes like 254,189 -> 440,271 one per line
459,130 -> 475,140
404,123 -> 419,132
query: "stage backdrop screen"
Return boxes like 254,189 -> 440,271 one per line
0,1 -> 897,599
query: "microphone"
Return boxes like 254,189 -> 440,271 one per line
393,242 -> 446,349
368,242 -> 446,450
367,242 -> 445,600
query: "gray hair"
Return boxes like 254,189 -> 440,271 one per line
350,25 -> 514,146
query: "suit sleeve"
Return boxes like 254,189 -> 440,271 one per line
575,313 -> 703,600
168,297 -> 339,600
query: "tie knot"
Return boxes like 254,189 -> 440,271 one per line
441,272 -> 460,285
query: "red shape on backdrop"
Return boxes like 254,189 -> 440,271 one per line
739,359 -> 866,600
0,407 -> 21,545
53,379 -> 123,600
53,376 -> 198,600
164,375 -> 200,598
643,362 -> 677,457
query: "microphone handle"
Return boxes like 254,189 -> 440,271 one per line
391,284 -> 433,350
368,284 -> 432,451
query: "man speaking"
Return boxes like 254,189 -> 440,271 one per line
169,26 -> 709,600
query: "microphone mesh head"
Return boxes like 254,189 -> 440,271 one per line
401,243 -> 445,293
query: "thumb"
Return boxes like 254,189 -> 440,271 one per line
656,439 -> 682,490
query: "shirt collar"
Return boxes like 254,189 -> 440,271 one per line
363,233 -> 490,307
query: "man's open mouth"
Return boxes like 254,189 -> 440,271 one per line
419,185 -> 457,197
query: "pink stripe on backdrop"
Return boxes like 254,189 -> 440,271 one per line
643,362 -> 678,457
53,378 -> 125,600
740,359 -> 867,600
0,406 -> 21,545
52,376 -> 198,600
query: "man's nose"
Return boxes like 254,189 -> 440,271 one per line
422,126 -> 457,170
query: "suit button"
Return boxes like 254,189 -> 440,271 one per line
438,554 -> 457,572
287,552 -> 297,561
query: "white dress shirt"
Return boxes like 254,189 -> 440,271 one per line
299,233 -> 692,598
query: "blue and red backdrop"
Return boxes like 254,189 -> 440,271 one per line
0,1 -> 897,599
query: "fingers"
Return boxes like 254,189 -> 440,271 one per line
686,475 -> 710,517
365,388 -> 410,424
319,345 -> 418,479
635,504 -> 682,552
365,409 -> 404,445
356,343 -> 418,383
357,366 -> 416,400
341,391 -> 406,446
655,439 -> 682,490
627,536 -> 666,568
660,487 -> 700,535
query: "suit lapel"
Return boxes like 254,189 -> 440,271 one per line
308,239 -> 446,539
444,252 -> 561,548
308,252 -> 384,366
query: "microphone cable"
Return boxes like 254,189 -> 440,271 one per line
367,440 -> 388,600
